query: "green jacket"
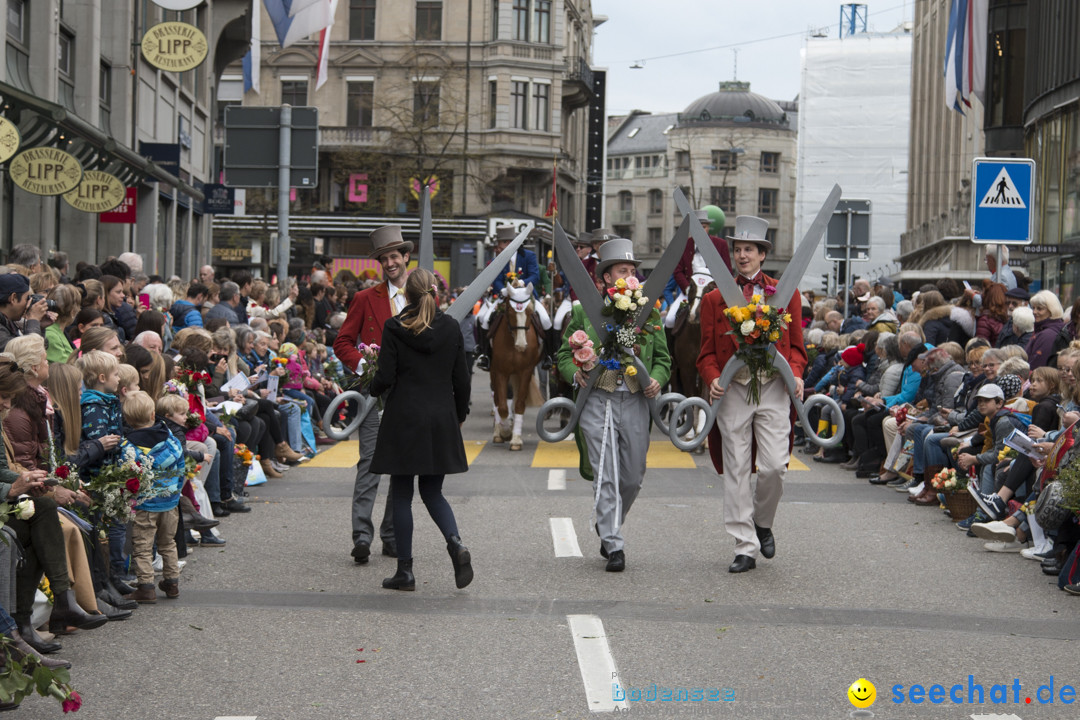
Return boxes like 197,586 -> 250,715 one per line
557,304 -> 671,388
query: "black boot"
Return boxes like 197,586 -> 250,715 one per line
382,558 -> 415,591
476,328 -> 491,371
50,589 -> 108,631
446,536 -> 473,589
16,618 -> 60,654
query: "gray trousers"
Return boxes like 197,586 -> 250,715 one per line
579,389 -> 649,553
351,404 -> 395,548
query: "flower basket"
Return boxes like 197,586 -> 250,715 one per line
944,491 -> 977,521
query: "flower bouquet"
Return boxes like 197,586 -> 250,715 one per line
176,368 -> 212,393
82,444 -> 160,523
353,342 -> 380,392
0,498 -> 36,541
722,288 -> 792,404
567,330 -> 598,373
0,636 -> 81,713
929,467 -> 969,493
597,276 -> 655,379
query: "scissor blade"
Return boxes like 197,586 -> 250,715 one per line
418,185 -> 434,271
635,215 -> 690,328
673,188 -> 743,308
554,221 -> 610,343
772,183 -> 842,305
447,226 -> 530,322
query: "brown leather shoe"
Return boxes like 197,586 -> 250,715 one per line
260,458 -> 283,478
276,441 -> 304,462
158,579 -> 179,599
9,629 -> 72,670
125,584 -> 157,604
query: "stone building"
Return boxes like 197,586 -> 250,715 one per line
605,81 -> 797,274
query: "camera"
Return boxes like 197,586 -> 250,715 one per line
29,294 -> 58,313
210,353 -> 228,365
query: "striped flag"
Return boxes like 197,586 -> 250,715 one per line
264,0 -> 333,48
315,0 -> 338,90
242,3 -> 261,93
943,0 -> 988,114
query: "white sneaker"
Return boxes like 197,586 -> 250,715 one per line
971,520 -> 1017,542
984,540 -> 1030,553
177,559 -> 187,573
152,552 -> 163,572
1021,546 -> 1052,561
907,481 -> 925,496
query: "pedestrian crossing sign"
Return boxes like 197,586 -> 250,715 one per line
971,157 -> 1035,244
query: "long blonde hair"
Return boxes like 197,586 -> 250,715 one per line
48,363 -> 82,456
399,268 -> 437,335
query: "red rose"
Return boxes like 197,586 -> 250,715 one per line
125,478 -> 140,493
56,465 -> 70,479
62,690 -> 81,713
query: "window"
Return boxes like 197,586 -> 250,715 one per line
281,80 -> 308,106
533,0 -> 550,43
512,0 -> 528,40
99,61 -> 112,131
58,30 -> 74,111
761,151 -> 780,174
7,0 -> 25,44
647,189 -> 663,215
675,151 -> 690,171
648,227 -> 663,254
765,229 -> 777,246
491,0 -> 498,40
710,186 -> 735,213
606,156 -> 630,179
510,80 -> 527,129
346,81 -> 373,127
413,81 -> 439,126
532,82 -> 549,131
217,75 -> 243,124
488,79 -> 497,128
618,191 -> 632,211
416,1 -> 441,40
613,225 -> 632,242
349,0 -> 375,40
711,150 -> 737,170
758,188 -> 778,216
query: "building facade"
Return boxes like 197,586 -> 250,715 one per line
0,0 -> 248,276
604,82 -> 798,273
214,0 -> 604,280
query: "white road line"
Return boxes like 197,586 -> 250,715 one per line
567,614 -> 626,713
214,717 -> 257,719
549,517 -> 583,557
547,468 -> 566,490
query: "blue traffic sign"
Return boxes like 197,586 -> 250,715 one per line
971,157 -> 1035,244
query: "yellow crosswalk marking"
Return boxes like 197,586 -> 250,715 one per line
789,456 -> 809,471
530,440 -> 697,469
302,440 -> 488,469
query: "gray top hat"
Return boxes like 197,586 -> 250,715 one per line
726,215 -> 772,251
589,228 -> 620,246
594,237 -> 640,278
693,209 -> 710,222
368,225 -> 414,260
495,225 -> 517,242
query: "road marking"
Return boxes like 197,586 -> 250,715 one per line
214,716 -> 258,719
788,456 -> 809,471
566,614 -> 626,713
549,517 -> 582,557
548,469 -> 566,490
532,439 -> 696,469
305,440 -> 486,468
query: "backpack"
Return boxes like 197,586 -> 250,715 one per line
1048,326 -> 1074,368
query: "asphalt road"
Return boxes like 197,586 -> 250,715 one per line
15,373 -> 1079,720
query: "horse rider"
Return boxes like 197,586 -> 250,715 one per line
557,237 -> 671,573
334,225 -> 410,565
476,225 -> 542,371
697,215 -> 806,574
666,209 -> 733,330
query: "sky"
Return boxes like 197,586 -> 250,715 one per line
592,0 -> 914,116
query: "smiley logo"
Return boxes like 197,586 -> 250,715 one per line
847,678 -> 876,708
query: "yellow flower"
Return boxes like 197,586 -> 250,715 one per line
751,294 -> 763,304
625,365 -> 637,376
615,278 -> 627,289
783,313 -> 792,323
769,331 -> 780,342
760,305 -> 770,314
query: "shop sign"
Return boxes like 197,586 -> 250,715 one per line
141,22 -> 208,73
0,117 -> 20,164
9,147 -> 82,195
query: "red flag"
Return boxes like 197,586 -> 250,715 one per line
544,158 -> 558,218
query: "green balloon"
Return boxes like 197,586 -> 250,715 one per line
702,205 -> 726,235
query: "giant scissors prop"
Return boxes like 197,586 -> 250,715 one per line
323,188 -> 533,440
667,184 -> 847,452
534,211 -> 697,443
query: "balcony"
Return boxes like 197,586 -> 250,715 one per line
606,165 -> 667,181
609,209 -> 634,224
562,56 -> 594,109
213,124 -> 391,148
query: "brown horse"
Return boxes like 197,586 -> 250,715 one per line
490,283 -> 545,450
670,276 -> 716,452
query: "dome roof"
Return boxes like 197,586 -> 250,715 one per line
681,81 -> 788,126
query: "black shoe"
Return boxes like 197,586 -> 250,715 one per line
728,554 -> 756,573
16,620 -> 61,654
200,533 -> 227,546
223,499 -> 251,513
447,536 -> 474,589
99,587 -> 138,611
1043,561 -> 1062,576
96,598 -> 133,621
51,589 -> 108,631
110,578 -> 137,596
755,525 -> 775,559
599,543 -> 609,559
183,512 -> 220,531
382,542 -> 397,558
605,550 -> 625,572
476,354 -> 490,371
211,502 -> 231,517
868,474 -> 895,485
382,558 -> 415,590
855,468 -> 879,479
352,541 -> 371,564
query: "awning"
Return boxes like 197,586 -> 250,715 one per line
0,79 -> 204,202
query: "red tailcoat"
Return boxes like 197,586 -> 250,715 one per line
695,272 -> 808,474
334,283 -> 392,373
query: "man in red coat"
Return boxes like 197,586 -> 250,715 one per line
673,210 -> 732,294
696,216 -> 807,574
334,225 -> 412,564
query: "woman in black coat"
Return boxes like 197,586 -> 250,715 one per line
369,268 -> 472,592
